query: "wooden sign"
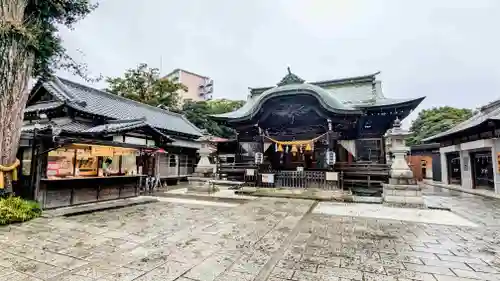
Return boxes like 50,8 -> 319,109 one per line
91,146 -> 114,157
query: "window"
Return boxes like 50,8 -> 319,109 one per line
105,155 -> 121,175
169,155 -> 177,167
121,154 -> 137,175
22,149 -> 32,176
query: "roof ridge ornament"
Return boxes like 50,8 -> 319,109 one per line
277,66 -> 305,86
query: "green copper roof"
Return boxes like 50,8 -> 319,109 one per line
277,67 -> 306,86
215,70 -> 425,121
213,83 -> 362,120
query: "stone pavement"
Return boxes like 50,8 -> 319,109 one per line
0,188 -> 500,280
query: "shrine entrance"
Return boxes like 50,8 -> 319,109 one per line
264,133 -> 331,171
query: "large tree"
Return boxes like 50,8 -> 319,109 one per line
182,99 -> 244,138
0,0 -> 97,190
106,63 -> 185,109
407,106 -> 474,145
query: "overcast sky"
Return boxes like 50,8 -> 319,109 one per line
58,0 -> 500,125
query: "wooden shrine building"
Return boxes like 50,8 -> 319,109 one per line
17,76 -> 202,208
212,68 -> 424,192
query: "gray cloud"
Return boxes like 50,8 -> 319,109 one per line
58,0 -> 500,125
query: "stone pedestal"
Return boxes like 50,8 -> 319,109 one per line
383,184 -> 423,207
383,118 -> 424,208
187,177 -> 219,194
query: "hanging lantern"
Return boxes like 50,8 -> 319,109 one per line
291,145 -> 298,155
305,143 -> 312,151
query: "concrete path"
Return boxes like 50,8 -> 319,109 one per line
1,188 -> 500,280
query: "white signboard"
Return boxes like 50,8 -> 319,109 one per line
261,173 -> 274,184
296,166 -> 304,172
125,136 -> 147,146
326,172 -> 338,181
113,136 -> 148,146
246,169 -> 255,176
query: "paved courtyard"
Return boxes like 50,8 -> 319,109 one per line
1,186 -> 500,281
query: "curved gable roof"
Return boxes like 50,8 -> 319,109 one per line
213,83 -> 362,120
216,70 -> 425,122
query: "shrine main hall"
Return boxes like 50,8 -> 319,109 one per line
212,69 -> 424,191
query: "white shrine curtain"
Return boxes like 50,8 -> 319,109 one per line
339,140 -> 356,157
263,142 -> 272,152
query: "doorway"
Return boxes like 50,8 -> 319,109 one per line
446,152 -> 461,185
471,151 -> 493,190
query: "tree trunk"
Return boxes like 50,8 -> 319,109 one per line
0,0 -> 35,192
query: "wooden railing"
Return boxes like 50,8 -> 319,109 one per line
335,162 -> 390,194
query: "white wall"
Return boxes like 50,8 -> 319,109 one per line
440,139 -> 499,193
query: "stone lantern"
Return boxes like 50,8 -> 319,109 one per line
187,132 -> 219,194
385,118 -> 413,183
383,118 -> 423,207
194,132 -> 216,176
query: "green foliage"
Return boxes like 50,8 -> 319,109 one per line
182,99 -> 244,138
407,106 -> 474,145
23,0 -> 99,79
0,196 -> 41,225
106,63 -> 185,109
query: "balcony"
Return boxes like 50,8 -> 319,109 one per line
199,78 -> 213,88
199,85 -> 213,96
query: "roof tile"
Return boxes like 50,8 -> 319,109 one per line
41,77 -> 202,137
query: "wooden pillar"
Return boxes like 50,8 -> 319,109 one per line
235,132 -> 240,163
381,136 -> 387,164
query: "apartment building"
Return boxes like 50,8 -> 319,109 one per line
164,68 -> 213,102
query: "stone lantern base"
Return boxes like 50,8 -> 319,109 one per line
187,176 -> 219,194
383,183 -> 424,208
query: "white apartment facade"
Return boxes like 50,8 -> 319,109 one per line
164,68 -> 213,102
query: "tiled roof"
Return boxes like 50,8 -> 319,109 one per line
216,71 -> 424,120
83,119 -> 147,133
21,123 -> 52,132
168,138 -> 201,149
38,77 -> 202,137
24,101 -> 64,113
423,99 -> 500,142
57,120 -> 94,132
249,72 -> 379,96
21,118 -> 174,143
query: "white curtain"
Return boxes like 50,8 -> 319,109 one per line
264,142 -> 272,152
339,140 -> 356,157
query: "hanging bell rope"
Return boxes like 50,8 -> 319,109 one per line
0,159 -> 20,189
264,132 -> 328,146
305,143 -> 312,151
277,144 -> 283,152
